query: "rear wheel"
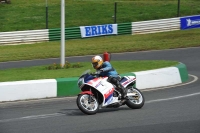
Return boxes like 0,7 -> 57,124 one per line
76,94 -> 99,115
125,87 -> 145,109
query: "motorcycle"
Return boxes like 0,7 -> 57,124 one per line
76,70 -> 145,115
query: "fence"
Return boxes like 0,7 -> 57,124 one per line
49,27 -> 81,41
0,22 -> 132,45
132,17 -> 180,34
49,23 -> 131,41
0,15 -> 198,45
0,29 -> 48,45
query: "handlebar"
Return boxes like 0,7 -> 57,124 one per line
89,71 -> 101,76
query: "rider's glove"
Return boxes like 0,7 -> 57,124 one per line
95,71 -> 101,74
95,69 -> 103,75
100,68 -> 104,72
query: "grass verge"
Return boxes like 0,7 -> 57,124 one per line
0,60 -> 179,82
0,29 -> 200,62
0,0 -> 200,32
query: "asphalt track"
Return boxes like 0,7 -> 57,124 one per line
0,47 -> 200,133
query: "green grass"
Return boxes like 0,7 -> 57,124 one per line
0,0 -> 200,32
0,60 -> 179,82
0,29 -> 200,62
0,0 -> 199,82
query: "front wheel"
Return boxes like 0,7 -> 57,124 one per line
76,94 -> 99,115
125,87 -> 145,109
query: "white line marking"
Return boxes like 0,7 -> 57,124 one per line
1,91 -> 200,123
0,75 -> 198,105
0,113 -> 65,123
146,92 -> 200,104
0,75 -> 198,123
142,74 -> 198,92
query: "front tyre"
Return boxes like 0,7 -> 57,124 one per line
76,94 -> 99,115
125,87 -> 145,109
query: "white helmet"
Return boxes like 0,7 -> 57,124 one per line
91,55 -> 103,69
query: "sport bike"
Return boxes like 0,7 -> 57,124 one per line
76,70 -> 144,115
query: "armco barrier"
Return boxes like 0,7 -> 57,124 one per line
0,16 -> 183,45
0,29 -> 49,45
49,27 -> 81,41
0,23 -> 132,45
118,22 -> 132,35
0,63 -> 188,102
0,15 -> 199,45
132,17 -> 180,34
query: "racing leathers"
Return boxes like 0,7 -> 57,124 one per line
97,61 -> 127,99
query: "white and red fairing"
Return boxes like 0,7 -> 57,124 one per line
83,77 -> 115,106
120,76 -> 136,88
81,76 -> 136,107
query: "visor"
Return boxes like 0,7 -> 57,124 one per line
92,62 -> 98,68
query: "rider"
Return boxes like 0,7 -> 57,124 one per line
91,55 -> 127,100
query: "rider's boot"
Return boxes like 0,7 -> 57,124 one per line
119,87 -> 127,105
115,85 -> 127,105
118,84 -> 127,100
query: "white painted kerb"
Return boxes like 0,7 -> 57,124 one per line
0,79 -> 57,102
0,66 -> 183,102
134,67 -> 182,89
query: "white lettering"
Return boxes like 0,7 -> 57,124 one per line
80,24 -> 118,38
187,19 -> 200,27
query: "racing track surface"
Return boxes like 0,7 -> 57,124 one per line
0,47 -> 200,133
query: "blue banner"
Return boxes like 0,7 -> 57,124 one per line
181,15 -> 200,30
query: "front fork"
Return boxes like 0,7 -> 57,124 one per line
88,88 -> 92,104
79,88 -> 94,104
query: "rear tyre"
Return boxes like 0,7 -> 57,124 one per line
76,94 -> 99,115
125,87 -> 145,109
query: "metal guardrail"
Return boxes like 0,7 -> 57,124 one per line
118,22 -> 132,35
49,27 -> 81,41
0,17 -> 181,45
0,29 -> 48,45
132,17 -> 180,34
